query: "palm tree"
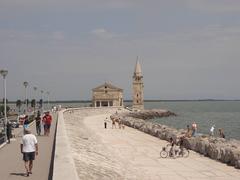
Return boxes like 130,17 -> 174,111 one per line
16,99 -> 22,113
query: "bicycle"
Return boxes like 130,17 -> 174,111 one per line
160,144 -> 189,158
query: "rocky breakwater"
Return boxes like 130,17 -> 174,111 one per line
112,109 -> 240,169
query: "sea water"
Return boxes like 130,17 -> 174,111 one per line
144,101 -> 240,140
9,101 -> 240,140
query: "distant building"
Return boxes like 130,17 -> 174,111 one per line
132,59 -> 144,110
92,82 -> 123,107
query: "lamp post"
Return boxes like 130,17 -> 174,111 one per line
33,87 -> 37,115
46,91 -> 50,110
0,69 -> 8,141
23,81 -> 29,114
40,90 -> 44,112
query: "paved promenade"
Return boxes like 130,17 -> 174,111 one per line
0,114 -> 57,180
63,109 -> 240,180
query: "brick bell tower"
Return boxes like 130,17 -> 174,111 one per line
132,58 -> 144,110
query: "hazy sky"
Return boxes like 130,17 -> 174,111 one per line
0,0 -> 240,101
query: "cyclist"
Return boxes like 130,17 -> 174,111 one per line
177,136 -> 185,156
169,137 -> 175,157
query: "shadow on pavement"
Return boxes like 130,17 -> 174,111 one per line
10,172 -> 27,177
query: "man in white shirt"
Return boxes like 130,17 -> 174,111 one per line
20,129 -> 38,176
210,125 -> 215,136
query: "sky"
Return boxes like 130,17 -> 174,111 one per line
0,0 -> 240,101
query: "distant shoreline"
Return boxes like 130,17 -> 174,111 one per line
6,99 -> 240,104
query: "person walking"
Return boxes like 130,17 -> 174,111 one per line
104,117 -> 108,129
35,111 -> 41,136
20,129 -> 38,176
23,115 -> 29,134
42,111 -> 52,136
6,121 -> 12,143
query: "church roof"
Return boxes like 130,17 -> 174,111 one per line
134,59 -> 142,77
92,82 -> 123,91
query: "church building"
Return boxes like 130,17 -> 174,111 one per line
92,82 -> 123,107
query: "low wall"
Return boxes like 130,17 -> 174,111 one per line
112,110 -> 240,169
52,110 -> 80,180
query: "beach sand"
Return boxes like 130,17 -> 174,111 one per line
63,108 -> 240,180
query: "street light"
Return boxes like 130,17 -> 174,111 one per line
0,69 -> 8,141
46,91 -> 50,110
40,90 -> 44,112
33,87 -> 37,115
23,81 -> 29,114
33,87 -> 37,97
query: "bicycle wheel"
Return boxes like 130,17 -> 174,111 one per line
160,150 -> 168,158
182,149 -> 189,158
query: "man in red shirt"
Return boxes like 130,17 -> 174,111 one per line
42,111 -> 52,136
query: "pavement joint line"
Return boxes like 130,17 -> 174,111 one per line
0,142 -> 7,149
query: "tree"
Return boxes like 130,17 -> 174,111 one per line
16,100 -> 22,113
39,99 -> 43,108
26,99 -> 29,108
2,98 -> 8,104
0,105 -> 10,116
31,99 -> 36,114
31,99 -> 36,108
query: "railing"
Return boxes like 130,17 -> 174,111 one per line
0,133 -> 5,145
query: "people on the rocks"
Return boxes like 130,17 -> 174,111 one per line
191,122 -> 197,136
185,125 -> 191,137
210,125 -> 215,136
218,128 -> 225,138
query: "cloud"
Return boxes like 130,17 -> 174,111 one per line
184,0 -> 240,13
91,28 -> 116,39
52,31 -> 65,40
0,28 -> 67,42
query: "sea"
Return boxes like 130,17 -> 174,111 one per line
9,101 -> 240,140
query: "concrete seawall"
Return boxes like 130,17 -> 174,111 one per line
112,110 -> 240,169
53,110 -> 80,180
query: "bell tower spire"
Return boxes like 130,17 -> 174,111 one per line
132,57 -> 144,110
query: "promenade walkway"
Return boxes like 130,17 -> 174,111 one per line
63,109 -> 240,180
0,114 -> 57,180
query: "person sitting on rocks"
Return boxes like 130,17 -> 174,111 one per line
191,122 -> 197,137
185,125 -> 191,137
218,128 -> 225,138
210,125 -> 215,136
